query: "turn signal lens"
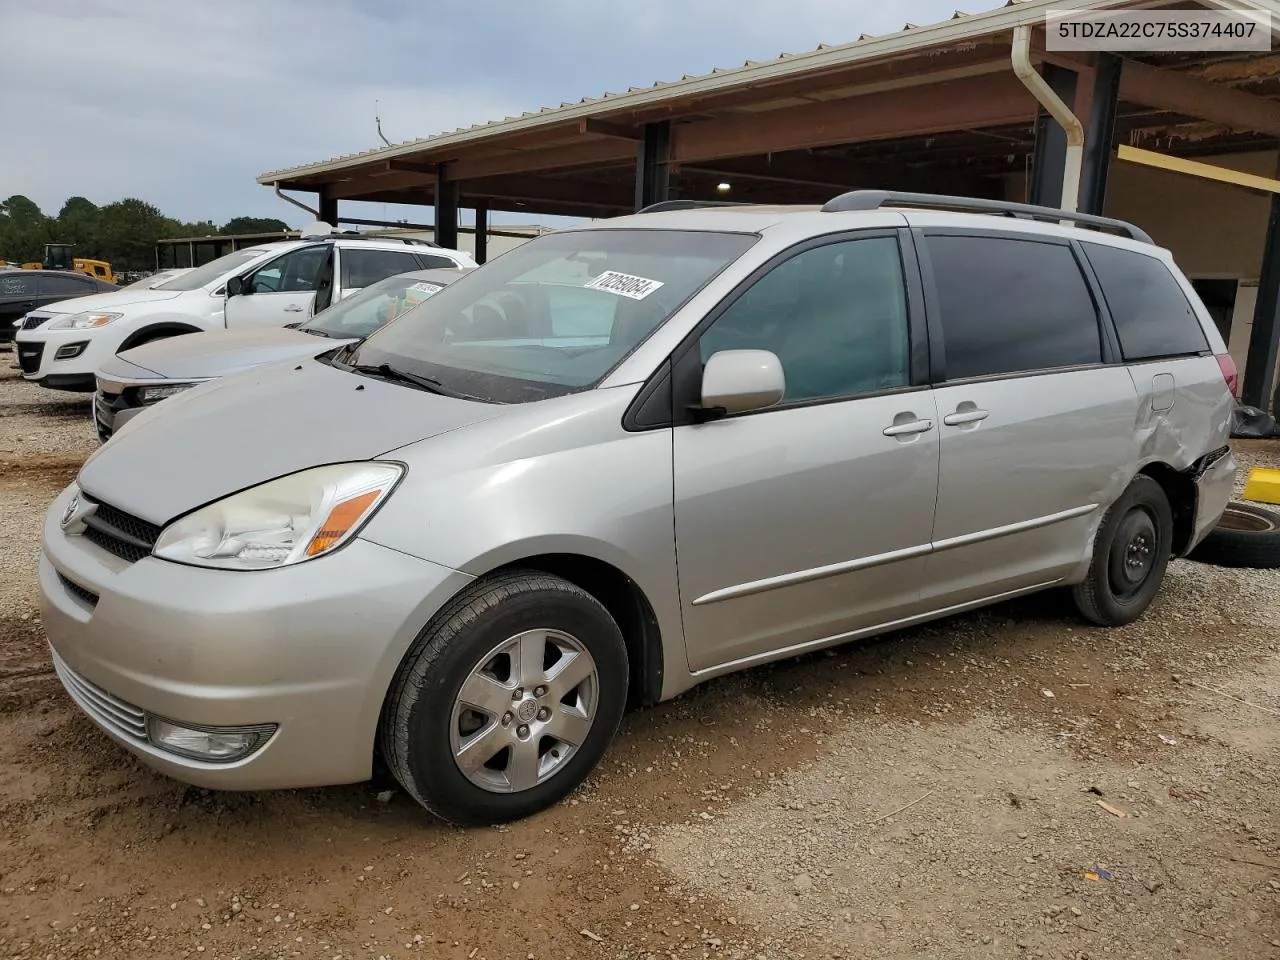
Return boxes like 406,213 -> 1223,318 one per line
306,490 -> 382,556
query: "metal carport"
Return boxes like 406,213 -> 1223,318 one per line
258,0 -> 1280,411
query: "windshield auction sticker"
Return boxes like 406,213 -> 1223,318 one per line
584,271 -> 665,300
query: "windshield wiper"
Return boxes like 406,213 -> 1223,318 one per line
349,362 -> 474,400
300,327 -> 336,338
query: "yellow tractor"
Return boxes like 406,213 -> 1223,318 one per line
20,243 -> 115,285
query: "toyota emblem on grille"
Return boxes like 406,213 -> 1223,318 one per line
60,494 -> 97,534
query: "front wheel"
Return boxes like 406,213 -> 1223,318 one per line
1072,475 -> 1173,627
379,571 -> 629,825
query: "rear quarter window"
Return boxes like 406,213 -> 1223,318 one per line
1081,243 -> 1209,361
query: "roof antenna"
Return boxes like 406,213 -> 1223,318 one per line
375,99 -> 391,147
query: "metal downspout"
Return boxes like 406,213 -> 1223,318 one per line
1012,24 -> 1084,212
272,183 -> 320,218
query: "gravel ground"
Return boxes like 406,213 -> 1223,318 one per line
1,357 -> 1279,960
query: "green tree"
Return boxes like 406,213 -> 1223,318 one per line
176,220 -> 219,237
0,195 -> 53,263
94,198 -> 171,271
221,216 -> 290,235
56,196 -> 101,250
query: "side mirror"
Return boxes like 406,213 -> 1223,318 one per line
699,349 -> 785,418
225,275 -> 246,297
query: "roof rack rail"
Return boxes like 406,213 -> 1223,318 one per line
321,231 -> 443,248
636,199 -> 752,214
820,190 -> 1153,244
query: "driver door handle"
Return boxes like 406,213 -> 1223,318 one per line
882,418 -> 934,437
284,304 -> 304,313
943,408 -> 990,426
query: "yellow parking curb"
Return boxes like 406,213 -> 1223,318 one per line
1242,467 -> 1280,506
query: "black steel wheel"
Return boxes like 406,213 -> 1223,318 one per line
1073,476 -> 1173,627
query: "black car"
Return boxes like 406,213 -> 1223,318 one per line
0,270 -> 118,344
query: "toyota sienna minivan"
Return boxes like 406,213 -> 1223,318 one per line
40,192 -> 1237,825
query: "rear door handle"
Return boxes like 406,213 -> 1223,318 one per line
943,409 -> 989,426
882,418 -> 934,437
284,304 -> 304,313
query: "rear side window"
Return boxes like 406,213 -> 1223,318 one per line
1081,243 -> 1209,360
419,254 -> 461,270
343,249 -> 423,289
0,275 -> 36,298
926,235 -> 1101,380
41,274 -> 95,297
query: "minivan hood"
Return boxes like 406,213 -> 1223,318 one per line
78,358 -> 500,525
113,326 -> 353,380
42,287 -> 185,315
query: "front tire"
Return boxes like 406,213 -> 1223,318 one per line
1072,475 -> 1173,627
379,570 -> 629,825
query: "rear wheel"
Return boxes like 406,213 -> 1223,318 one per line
379,571 -> 628,825
1072,476 -> 1173,627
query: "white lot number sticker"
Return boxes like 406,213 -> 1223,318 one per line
409,281 -> 443,296
584,270 -> 665,301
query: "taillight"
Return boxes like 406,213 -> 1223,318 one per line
1216,353 -> 1238,397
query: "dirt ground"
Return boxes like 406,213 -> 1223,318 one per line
1,355 -> 1278,960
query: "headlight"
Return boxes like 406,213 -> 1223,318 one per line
153,462 -> 404,570
139,382 -> 198,404
47,311 -> 123,330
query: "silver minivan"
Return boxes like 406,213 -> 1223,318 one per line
40,192 -> 1238,825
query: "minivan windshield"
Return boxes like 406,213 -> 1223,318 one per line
339,229 -> 756,403
153,249 -> 269,291
301,271 -> 458,340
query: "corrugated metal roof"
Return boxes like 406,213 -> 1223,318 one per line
256,0 -> 1271,184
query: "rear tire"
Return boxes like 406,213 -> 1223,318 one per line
1072,476 -> 1173,627
1187,502 -> 1280,569
379,570 -> 628,825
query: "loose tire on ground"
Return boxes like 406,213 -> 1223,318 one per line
1187,502 -> 1280,569
1073,475 -> 1174,627
379,570 -> 629,825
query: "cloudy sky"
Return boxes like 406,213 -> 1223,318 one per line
2,0 -> 1003,229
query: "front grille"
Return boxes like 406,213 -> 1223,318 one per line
51,648 -> 148,743
80,496 -> 161,563
93,407 -> 113,443
92,386 -> 139,443
22,315 -> 49,330
17,341 -> 43,374
57,572 -> 100,608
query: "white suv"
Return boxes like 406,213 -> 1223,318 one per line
15,227 -> 476,391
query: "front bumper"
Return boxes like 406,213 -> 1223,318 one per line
40,484 -> 474,790
16,324 -> 120,391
